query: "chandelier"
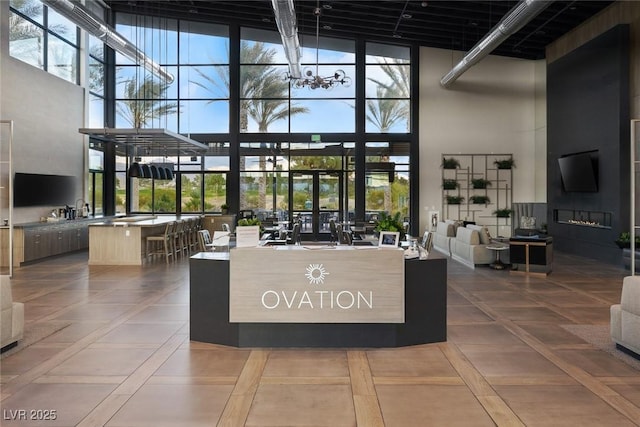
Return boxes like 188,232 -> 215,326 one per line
288,3 -> 351,90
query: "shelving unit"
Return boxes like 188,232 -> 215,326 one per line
441,153 -> 513,238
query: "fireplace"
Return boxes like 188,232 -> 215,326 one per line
553,209 -> 612,229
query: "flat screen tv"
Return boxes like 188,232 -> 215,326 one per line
14,173 -> 76,207
557,151 -> 598,192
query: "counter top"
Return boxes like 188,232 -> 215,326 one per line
90,215 -> 199,227
13,216 -> 114,229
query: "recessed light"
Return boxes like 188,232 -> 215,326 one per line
262,17 -> 271,23
402,13 -> 412,19
323,3 -> 332,10
323,24 -> 332,30
392,33 -> 402,38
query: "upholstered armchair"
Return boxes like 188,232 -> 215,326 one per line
1,275 -> 24,351
610,276 -> 640,356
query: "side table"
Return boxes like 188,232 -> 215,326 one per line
509,236 -> 553,276
486,244 -> 509,270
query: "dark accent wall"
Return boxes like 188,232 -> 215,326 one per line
547,25 -> 630,264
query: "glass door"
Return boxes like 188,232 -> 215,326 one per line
291,171 -> 342,240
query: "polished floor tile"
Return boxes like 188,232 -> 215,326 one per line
52,304 -> 137,322
1,251 -> 638,426
262,350 -> 349,377
1,383 -> 117,426
154,348 -> 250,377
457,345 -> 569,378
376,384 -> 495,426
96,322 -> 184,344
494,385 -> 638,426
447,305 -> 494,324
246,384 -> 356,427
367,347 -> 459,378
47,348 -> 156,377
447,323 -> 526,346
106,384 -> 234,427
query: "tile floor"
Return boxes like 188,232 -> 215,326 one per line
0,250 -> 639,426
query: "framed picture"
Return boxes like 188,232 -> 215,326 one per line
378,231 -> 400,248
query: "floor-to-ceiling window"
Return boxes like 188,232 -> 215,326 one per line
106,12 -> 414,230
114,15 -> 230,214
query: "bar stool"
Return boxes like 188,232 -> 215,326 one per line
173,220 -> 187,258
146,221 -> 175,264
182,218 -> 194,255
189,217 -> 201,253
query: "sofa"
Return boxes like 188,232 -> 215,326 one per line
1,275 -> 24,352
450,224 -> 497,269
610,276 -> 640,356
432,221 -> 456,257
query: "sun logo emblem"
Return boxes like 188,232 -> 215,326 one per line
305,264 -> 329,285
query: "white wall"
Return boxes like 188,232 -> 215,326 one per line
418,46 -> 546,233
0,1 -> 86,223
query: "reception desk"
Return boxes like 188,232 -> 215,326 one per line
190,246 -> 447,348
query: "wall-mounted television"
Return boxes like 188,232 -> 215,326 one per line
13,173 -> 76,207
557,150 -> 599,192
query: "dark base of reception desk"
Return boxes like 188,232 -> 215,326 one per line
189,252 -> 447,348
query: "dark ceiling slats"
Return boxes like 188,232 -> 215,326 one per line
105,0 -> 614,60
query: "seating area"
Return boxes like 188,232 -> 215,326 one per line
611,276 -> 640,357
433,220 -> 507,269
0,275 -> 24,352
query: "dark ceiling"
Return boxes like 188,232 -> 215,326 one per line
103,0 -> 614,60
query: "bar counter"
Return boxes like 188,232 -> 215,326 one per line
88,215 -> 196,265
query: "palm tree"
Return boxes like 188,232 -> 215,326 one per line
116,75 -> 178,128
9,0 -> 42,41
366,58 -> 411,132
88,44 -> 105,94
192,41 -> 308,209
365,58 -> 411,212
366,86 -> 407,132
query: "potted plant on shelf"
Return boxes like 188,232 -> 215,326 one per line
470,195 -> 490,204
443,179 -> 459,190
446,195 -> 464,205
471,178 -> 492,189
493,208 -> 512,218
221,203 -> 229,214
374,212 -> 406,240
441,157 -> 460,169
494,158 -> 515,169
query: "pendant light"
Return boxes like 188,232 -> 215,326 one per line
149,164 -> 160,179
141,164 -> 152,178
165,167 -> 174,180
128,162 -> 143,178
